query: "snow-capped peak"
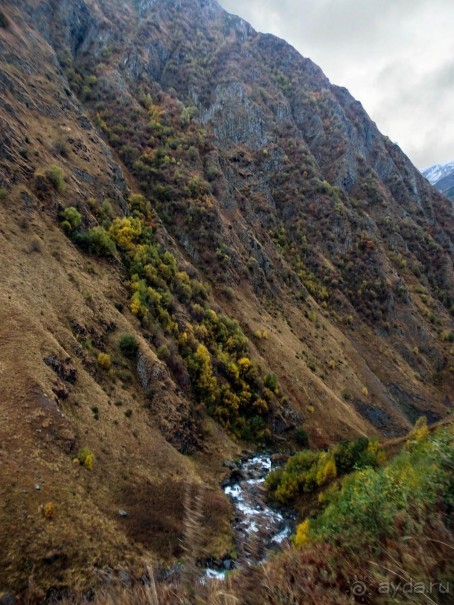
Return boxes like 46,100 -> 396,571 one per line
422,161 -> 454,185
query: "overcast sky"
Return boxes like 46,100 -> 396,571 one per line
220,0 -> 454,170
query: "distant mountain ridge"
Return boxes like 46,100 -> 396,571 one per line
423,161 -> 454,200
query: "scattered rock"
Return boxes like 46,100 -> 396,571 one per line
52,382 -> 69,400
229,469 -> 245,482
118,509 -> 128,518
222,460 -> 238,470
34,484 -> 41,491
118,570 -> 132,587
44,355 -> 77,383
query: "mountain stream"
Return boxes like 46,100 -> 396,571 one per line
205,454 -> 296,580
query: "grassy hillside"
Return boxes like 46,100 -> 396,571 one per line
16,419 -> 453,604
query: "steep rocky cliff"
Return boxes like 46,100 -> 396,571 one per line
0,0 -> 453,594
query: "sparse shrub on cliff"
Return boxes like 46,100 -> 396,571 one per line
29,235 -> 43,253
73,227 -> 116,257
157,344 -> 170,360
341,389 -> 352,401
60,207 -> 82,233
109,216 -> 142,250
118,334 -> 139,358
45,164 -> 65,192
76,447 -> 95,470
294,426 -> 309,447
406,416 -> 429,449
42,502 -> 55,520
97,352 -> 112,370
264,372 -> 278,392
440,329 -> 454,342
62,187 -> 281,442
307,310 -> 317,322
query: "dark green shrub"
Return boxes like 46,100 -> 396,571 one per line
73,227 -> 116,257
119,334 -> 139,358
264,372 -> 278,392
341,389 -> 352,401
294,426 -> 309,447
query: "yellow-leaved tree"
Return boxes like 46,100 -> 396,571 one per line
194,344 -> 218,406
294,519 -> 311,547
316,451 -> 337,487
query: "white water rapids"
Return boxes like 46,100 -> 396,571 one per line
205,454 -> 295,580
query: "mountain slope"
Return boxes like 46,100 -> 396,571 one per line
423,161 -> 454,200
0,0 -> 453,595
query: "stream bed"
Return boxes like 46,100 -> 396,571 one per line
205,454 -> 296,579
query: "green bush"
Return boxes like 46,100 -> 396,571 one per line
157,344 -> 170,360
61,206 -> 82,232
61,220 -> 72,233
118,334 -> 139,358
341,389 -> 352,401
294,426 -> 309,447
0,188 -> 7,200
441,329 -> 454,342
73,227 -> 116,257
264,372 -> 278,392
45,164 -> 65,192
